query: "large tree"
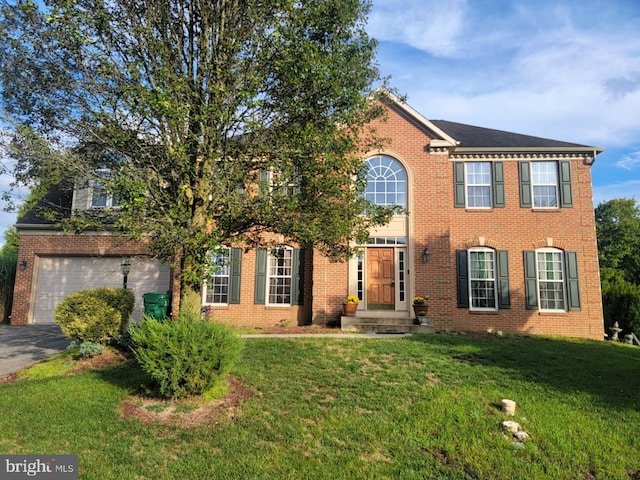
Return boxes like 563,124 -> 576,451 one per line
0,0 -> 394,304
595,198 -> 640,333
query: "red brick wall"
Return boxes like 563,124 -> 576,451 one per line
13,101 -> 605,339
11,233 -> 155,325
306,102 -> 604,340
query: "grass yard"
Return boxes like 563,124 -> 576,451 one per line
0,333 -> 639,479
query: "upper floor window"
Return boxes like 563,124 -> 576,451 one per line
531,162 -> 558,208
524,248 -> 581,312
454,162 -> 504,209
364,155 -> 407,209
90,170 -> 119,208
466,162 -> 492,208
519,161 -> 573,209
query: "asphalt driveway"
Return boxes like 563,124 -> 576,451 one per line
0,324 -> 69,377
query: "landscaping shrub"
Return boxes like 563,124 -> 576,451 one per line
603,277 -> 640,334
66,340 -> 105,359
55,291 -> 122,344
129,311 -> 243,399
90,287 -> 135,332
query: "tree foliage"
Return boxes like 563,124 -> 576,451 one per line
0,0 -> 394,301
595,198 -> 640,333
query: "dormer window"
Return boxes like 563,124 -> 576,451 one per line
89,170 -> 119,208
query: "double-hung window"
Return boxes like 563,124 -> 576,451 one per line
536,249 -> 565,310
524,249 -> 581,311
454,162 -> 504,208
203,248 -> 231,305
466,163 -> 492,208
456,248 -> 510,309
268,247 -> 293,305
90,169 -> 119,208
531,162 -> 558,208
468,248 -> 497,309
519,161 -> 573,208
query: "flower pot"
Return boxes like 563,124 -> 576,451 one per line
413,304 -> 429,317
343,303 -> 358,316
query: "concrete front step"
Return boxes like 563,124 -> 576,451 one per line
341,316 -> 435,335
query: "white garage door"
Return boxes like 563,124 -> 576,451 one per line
32,256 -> 171,324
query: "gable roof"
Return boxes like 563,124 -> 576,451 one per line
431,120 -> 602,153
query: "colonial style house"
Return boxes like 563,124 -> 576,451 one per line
10,93 -> 606,340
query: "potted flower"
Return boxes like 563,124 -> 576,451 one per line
412,295 -> 429,317
343,295 -> 359,316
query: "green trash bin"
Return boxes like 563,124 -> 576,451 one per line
143,292 -> 169,320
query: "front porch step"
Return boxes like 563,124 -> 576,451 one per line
341,316 -> 435,335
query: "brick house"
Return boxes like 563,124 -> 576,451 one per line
10,93 -> 606,339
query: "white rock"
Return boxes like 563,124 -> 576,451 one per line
501,421 -> 520,433
513,431 -> 530,442
501,399 -> 516,416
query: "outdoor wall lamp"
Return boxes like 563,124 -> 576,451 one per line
121,258 -> 131,289
422,248 -> 431,262
19,259 -> 27,270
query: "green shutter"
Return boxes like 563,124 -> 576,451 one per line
456,250 -> 469,308
524,251 -> 538,309
291,249 -> 304,305
497,250 -> 510,308
229,248 -> 242,304
565,251 -> 581,310
493,162 -> 505,207
254,248 -> 267,305
259,168 -> 270,197
454,162 -> 465,208
519,162 -> 532,208
559,161 -> 573,208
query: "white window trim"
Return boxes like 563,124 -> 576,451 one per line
468,247 -> 498,311
530,162 -> 559,209
536,248 -> 567,312
465,162 -> 492,209
88,169 -> 119,209
202,247 -> 231,306
266,247 -> 294,306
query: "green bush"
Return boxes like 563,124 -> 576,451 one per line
66,340 -> 105,359
602,277 -> 640,334
55,291 -> 122,344
129,311 -> 243,399
90,287 -> 135,332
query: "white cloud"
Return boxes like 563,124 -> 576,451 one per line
370,1 -> 640,148
367,0 -> 468,57
615,152 -> 640,170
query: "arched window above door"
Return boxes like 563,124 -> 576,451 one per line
363,155 -> 407,209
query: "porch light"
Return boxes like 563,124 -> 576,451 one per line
19,259 -> 27,270
121,258 -> 131,289
422,248 -> 431,262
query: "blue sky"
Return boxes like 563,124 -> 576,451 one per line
367,0 -> 640,206
1,0 -> 639,242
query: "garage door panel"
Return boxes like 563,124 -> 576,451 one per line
33,256 -> 170,324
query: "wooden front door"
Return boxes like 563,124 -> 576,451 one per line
367,248 -> 395,310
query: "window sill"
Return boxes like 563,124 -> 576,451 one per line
537,310 -> 568,315
530,208 -> 562,212
464,208 -> 495,212
469,310 -> 499,315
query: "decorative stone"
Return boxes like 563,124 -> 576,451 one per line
501,421 -> 520,433
501,399 -> 516,416
513,431 -> 530,442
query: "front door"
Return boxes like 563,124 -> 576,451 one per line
367,248 -> 395,310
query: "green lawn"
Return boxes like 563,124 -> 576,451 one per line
1,333 -> 639,479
